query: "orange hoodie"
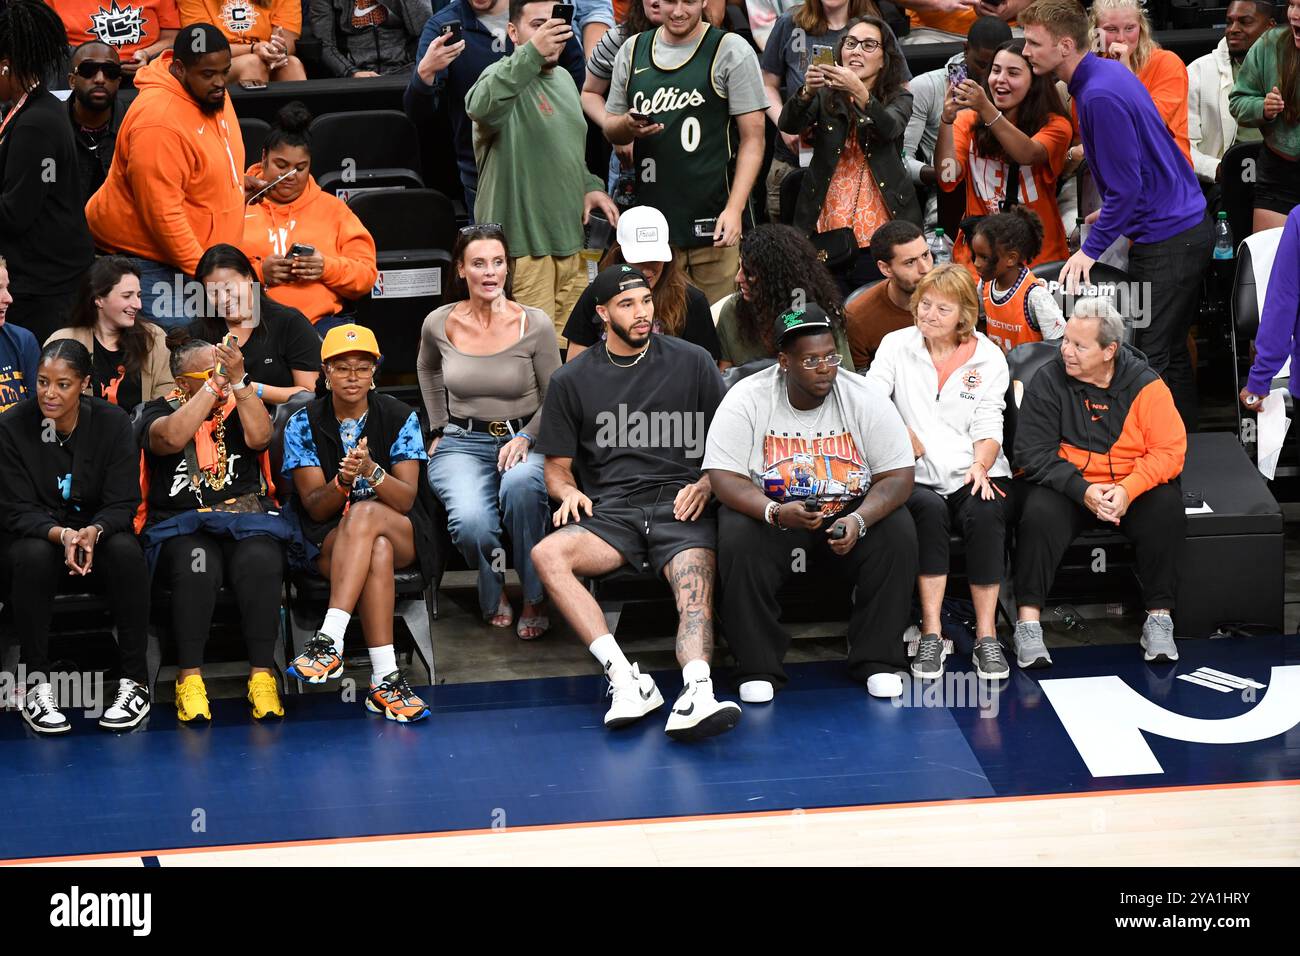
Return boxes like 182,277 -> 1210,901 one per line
1138,49 -> 1194,169
85,52 -> 245,276
240,163 -> 378,322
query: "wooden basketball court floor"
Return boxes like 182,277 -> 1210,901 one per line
3,634 -> 1298,867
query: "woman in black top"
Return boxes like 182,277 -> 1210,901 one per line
46,257 -> 175,410
0,340 -> 151,736
187,244 -> 319,406
0,2 -> 95,344
138,333 -> 286,724
562,207 -> 721,364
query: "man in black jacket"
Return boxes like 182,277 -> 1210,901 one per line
66,41 -> 126,203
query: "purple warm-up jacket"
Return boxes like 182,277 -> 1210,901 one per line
1070,52 -> 1206,259
1247,205 -> 1300,396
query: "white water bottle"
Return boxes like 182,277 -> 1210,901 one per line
1213,211 -> 1234,261
929,228 -> 953,264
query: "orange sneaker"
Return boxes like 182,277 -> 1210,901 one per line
365,670 -> 429,723
286,635 -> 344,684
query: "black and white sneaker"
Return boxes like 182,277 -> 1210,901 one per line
910,632 -> 947,680
664,679 -> 741,742
972,637 -> 1010,680
22,683 -> 70,736
603,663 -> 664,729
99,679 -> 151,732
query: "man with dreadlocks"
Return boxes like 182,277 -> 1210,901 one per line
0,0 -> 96,345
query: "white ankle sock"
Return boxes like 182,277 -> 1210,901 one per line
590,634 -> 631,682
369,645 -> 397,685
682,659 -> 710,684
321,608 -> 350,654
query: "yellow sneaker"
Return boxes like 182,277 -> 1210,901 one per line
174,675 -> 211,722
247,672 -> 284,719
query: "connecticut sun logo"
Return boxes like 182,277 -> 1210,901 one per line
89,2 -> 146,46
962,368 -> 982,391
221,0 -> 259,33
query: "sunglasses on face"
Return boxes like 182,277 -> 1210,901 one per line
179,366 -> 217,381
841,37 -> 881,52
330,362 -> 376,378
799,354 -> 843,370
75,60 -> 123,81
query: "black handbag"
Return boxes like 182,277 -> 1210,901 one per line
957,160 -> 1021,246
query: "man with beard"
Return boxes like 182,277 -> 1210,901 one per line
1188,0 -> 1277,185
66,41 -> 126,203
531,264 -> 743,742
85,23 -> 253,328
843,221 -> 934,370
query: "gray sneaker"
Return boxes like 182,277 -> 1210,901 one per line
1013,621 -> 1053,669
910,633 -> 947,679
972,637 -> 1010,680
1140,613 -> 1179,663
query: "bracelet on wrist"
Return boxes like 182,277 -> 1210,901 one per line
764,501 -> 779,527
853,512 -> 867,538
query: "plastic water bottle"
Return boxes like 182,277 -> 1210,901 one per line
929,228 -> 953,264
1213,211 -> 1234,260
1067,217 -> 1085,254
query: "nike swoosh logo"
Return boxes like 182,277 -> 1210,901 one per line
674,702 -> 694,716
634,67 -> 650,74
354,2 -> 380,13
640,687 -> 654,700
1091,415 -> 1102,421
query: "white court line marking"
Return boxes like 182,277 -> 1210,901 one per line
1177,674 -> 1234,693
1197,666 -> 1266,689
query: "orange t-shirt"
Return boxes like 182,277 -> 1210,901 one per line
1138,48 -> 1193,168
177,0 -> 300,45
907,8 -> 977,36
613,0 -> 629,22
49,0 -> 181,58
979,270 -> 1048,354
941,110 -> 1072,268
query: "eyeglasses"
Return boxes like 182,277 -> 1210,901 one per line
74,60 -> 123,81
799,354 -> 843,370
179,366 -> 217,381
841,37 -> 881,52
330,362 -> 376,378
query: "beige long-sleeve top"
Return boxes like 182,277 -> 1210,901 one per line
417,303 -> 561,436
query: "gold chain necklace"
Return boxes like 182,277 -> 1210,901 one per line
178,389 -> 230,493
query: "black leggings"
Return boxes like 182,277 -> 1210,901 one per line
3,533 -> 150,684
1013,482 -> 1184,611
717,504 -> 918,687
906,481 -> 1011,586
155,533 -> 285,669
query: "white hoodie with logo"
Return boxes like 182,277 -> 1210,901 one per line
865,327 -> 1012,496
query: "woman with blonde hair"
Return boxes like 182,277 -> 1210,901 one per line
1089,0 -> 1194,167
865,263 -> 1013,682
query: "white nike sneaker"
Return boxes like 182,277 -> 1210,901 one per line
739,680 -> 774,703
23,683 -> 70,735
665,678 -> 742,741
99,678 -> 151,732
603,663 -> 664,729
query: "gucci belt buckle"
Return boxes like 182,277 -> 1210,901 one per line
488,420 -> 510,438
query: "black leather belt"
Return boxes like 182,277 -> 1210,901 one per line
449,414 -> 528,438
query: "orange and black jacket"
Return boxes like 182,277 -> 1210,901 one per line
1014,344 -> 1186,504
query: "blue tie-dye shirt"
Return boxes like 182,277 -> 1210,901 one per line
282,408 -> 428,500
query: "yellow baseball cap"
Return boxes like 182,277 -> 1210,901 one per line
321,323 -> 381,362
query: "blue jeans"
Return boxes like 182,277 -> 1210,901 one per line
426,425 -> 548,617
128,257 -> 192,330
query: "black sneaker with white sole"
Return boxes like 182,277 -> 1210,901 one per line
664,679 -> 741,742
23,683 -> 70,736
99,679 -> 151,732
972,637 -> 1010,680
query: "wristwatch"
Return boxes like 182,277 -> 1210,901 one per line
232,373 -> 250,391
368,464 -> 387,488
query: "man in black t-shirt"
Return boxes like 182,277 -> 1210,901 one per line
533,265 -> 741,742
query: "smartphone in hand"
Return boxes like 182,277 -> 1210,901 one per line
215,332 -> 238,379
551,3 -> 575,24
441,20 -> 463,45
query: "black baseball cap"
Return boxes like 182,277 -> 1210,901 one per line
774,303 -> 832,348
591,264 -> 650,306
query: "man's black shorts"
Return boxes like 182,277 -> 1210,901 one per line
580,492 -> 717,576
